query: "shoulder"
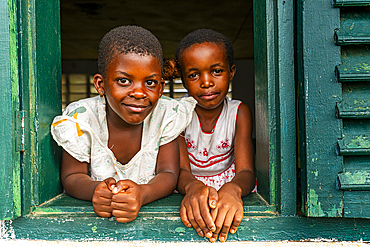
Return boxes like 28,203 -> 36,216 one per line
236,102 -> 253,128
63,96 -> 102,117
153,96 -> 196,116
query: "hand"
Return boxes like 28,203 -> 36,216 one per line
92,177 -> 116,218
180,181 -> 218,239
209,183 -> 243,242
110,179 -> 144,223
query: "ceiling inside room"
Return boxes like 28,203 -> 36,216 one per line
60,0 -> 254,61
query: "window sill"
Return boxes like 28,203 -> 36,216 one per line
30,192 -> 277,217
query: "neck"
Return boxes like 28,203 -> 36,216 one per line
195,101 -> 224,133
106,104 -> 142,132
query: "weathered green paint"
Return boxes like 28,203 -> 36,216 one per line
334,0 -> 370,7
297,1 -> 343,217
18,0 -> 62,215
253,0 -> 296,216
0,0 -> 21,220
30,193 -> 277,217
338,171 -> 370,190
4,215 -> 370,241
336,7 -> 370,46
337,135 -> 370,155
336,46 -> 370,83
335,6 -> 370,218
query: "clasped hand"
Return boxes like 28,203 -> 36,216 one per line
180,182 -> 243,242
92,177 -> 143,223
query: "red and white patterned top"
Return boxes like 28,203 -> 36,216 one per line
184,97 -> 241,190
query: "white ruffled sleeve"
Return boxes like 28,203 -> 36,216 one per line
50,104 -> 94,163
158,96 -> 197,146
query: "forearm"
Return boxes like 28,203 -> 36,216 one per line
139,171 -> 178,206
177,168 -> 204,195
223,169 -> 255,197
63,173 -> 100,201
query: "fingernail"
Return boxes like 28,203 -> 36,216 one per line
220,236 -> 225,242
210,200 -> 216,207
197,229 -> 204,237
210,226 -> 216,232
230,229 -> 235,234
110,185 -> 115,190
210,238 -> 216,242
205,232 -> 212,238
112,187 -> 118,193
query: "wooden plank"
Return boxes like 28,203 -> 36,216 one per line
0,0 -> 21,220
337,135 -> 370,155
31,193 -> 277,217
334,0 -> 370,7
18,0 -> 62,214
335,47 -> 370,83
343,191 -> 370,217
337,171 -> 370,190
297,0 -> 343,217
5,215 -> 370,241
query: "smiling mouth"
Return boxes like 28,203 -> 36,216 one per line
199,92 -> 219,100
123,104 -> 148,113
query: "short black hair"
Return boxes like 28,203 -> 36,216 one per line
98,25 -> 163,78
175,29 -> 234,68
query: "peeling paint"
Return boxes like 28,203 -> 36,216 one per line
308,189 -> 325,217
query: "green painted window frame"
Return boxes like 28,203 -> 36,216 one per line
0,0 -> 295,220
1,0 -> 304,241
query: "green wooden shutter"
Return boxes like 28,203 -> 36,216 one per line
298,1 -> 343,217
254,0 -> 296,215
333,1 -> 370,218
299,0 -> 370,217
18,0 -> 63,215
0,0 -> 21,220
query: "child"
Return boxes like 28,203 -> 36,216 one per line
51,26 -> 196,223
175,29 -> 255,242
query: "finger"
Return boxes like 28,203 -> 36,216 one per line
113,180 -> 131,194
230,209 -> 243,234
180,205 -> 192,228
208,188 -> 218,209
93,196 -> 113,206
209,231 -> 219,243
218,210 -> 235,242
104,177 -> 117,191
198,200 -> 215,236
115,216 -> 136,223
186,205 -> 204,237
191,201 -> 212,238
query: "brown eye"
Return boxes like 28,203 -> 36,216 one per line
146,80 -> 158,87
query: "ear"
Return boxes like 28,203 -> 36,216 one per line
93,74 -> 105,95
229,64 -> 236,83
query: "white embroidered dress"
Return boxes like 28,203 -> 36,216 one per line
51,96 -> 196,184
184,97 -> 241,190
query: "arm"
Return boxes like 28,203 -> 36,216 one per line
177,135 -> 218,239
110,138 -> 180,223
61,150 -> 115,217
210,103 -> 255,242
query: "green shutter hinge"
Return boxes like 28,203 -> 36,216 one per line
15,110 -> 28,152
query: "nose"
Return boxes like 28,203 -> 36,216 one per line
200,74 -> 214,88
129,82 -> 147,99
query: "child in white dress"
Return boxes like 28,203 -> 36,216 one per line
175,29 -> 255,242
51,26 -> 196,223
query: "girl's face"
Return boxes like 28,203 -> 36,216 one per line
94,53 -> 164,126
179,42 -> 236,111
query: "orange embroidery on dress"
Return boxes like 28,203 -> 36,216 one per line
72,113 -> 84,137
52,119 -> 67,128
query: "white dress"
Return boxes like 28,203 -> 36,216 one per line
51,95 -> 196,184
184,98 -> 241,190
